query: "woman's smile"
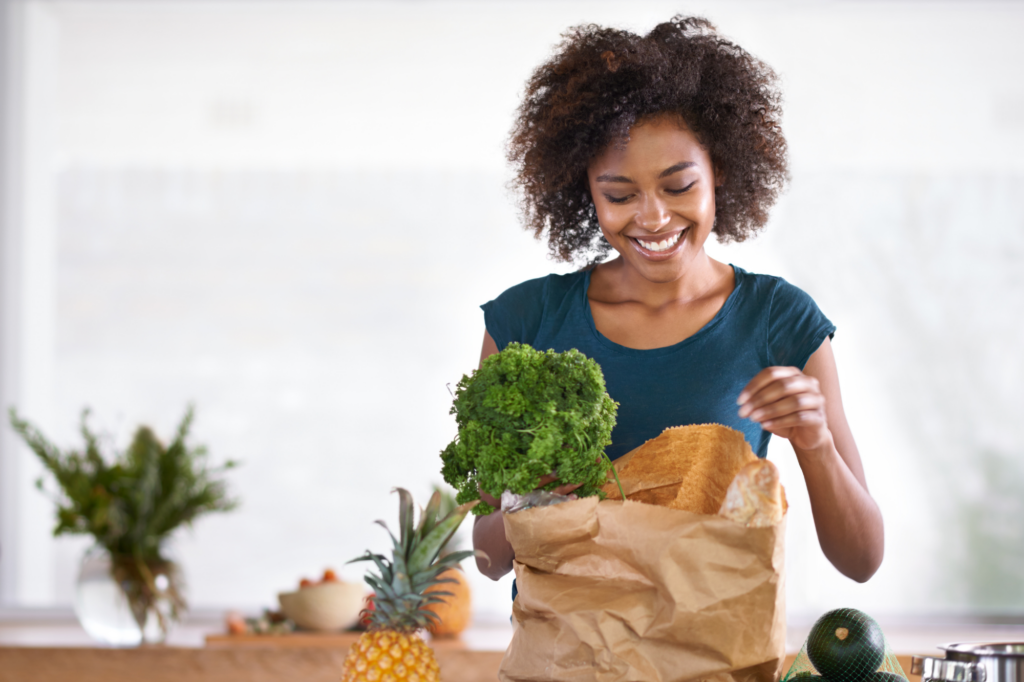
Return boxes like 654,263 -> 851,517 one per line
587,114 -> 718,284
629,227 -> 689,258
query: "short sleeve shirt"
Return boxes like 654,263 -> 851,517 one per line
481,265 -> 835,459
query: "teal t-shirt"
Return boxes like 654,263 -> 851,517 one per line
481,265 -> 835,460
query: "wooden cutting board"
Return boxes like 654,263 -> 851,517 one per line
205,631 -> 364,648
204,630 -> 469,651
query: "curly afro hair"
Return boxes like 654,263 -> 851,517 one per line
508,16 -> 788,264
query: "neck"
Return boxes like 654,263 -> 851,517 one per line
596,250 -> 726,309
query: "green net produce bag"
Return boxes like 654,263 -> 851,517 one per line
783,608 -> 907,682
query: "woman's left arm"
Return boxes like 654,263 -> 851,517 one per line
737,337 -> 884,582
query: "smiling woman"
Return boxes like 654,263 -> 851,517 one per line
585,115 -> 731,351
472,15 -> 884,587
507,17 -> 787,265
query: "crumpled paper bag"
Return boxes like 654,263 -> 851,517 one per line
499,495 -> 786,682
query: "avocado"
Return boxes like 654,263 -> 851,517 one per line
806,608 -> 886,682
862,673 -> 905,682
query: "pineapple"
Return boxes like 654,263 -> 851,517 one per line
342,488 -> 479,682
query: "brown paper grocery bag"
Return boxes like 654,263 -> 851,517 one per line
499,495 -> 786,682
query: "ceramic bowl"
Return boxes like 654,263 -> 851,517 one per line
277,581 -> 366,631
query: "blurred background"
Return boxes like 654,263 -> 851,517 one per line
0,0 -> 1022,628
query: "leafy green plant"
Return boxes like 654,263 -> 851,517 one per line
8,405 -> 238,638
440,343 -> 620,515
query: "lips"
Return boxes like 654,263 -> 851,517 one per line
629,227 -> 688,258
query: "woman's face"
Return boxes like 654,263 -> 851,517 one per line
587,115 -> 717,283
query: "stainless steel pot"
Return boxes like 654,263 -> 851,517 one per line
912,643 -> 1024,682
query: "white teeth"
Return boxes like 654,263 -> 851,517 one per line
637,231 -> 683,252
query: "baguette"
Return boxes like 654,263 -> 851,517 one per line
717,458 -> 787,527
604,423 -> 759,515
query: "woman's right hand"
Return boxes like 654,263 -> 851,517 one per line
472,473 -> 583,580
473,332 -> 585,579
478,488 -> 501,511
528,473 -> 584,498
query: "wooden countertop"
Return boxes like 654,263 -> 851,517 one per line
0,632 -> 921,682
8,615 -> 1020,682
0,644 -> 505,682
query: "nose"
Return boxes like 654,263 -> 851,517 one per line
634,194 -> 670,232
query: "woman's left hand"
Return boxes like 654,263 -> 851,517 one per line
737,366 -> 830,452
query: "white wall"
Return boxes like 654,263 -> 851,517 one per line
0,0 -> 61,607
1,0 -> 1022,622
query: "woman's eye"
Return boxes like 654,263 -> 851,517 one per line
604,194 -> 632,204
666,181 -> 697,196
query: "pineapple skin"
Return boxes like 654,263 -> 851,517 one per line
341,630 -> 440,682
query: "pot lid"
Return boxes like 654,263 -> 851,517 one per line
943,643 -> 1024,657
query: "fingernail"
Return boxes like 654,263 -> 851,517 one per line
738,405 -> 750,418
736,393 -> 747,405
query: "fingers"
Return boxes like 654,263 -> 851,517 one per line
535,472 -> 582,496
738,367 -> 821,419
535,473 -> 560,488
737,366 -> 801,405
745,391 -> 824,423
480,472 -> 585,509
551,481 -> 584,496
760,408 -> 826,431
479,489 -> 501,508
738,366 -> 829,448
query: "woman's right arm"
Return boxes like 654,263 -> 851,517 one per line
470,331 -> 583,579
473,492 -> 516,579
474,471 -> 583,579
472,331 -> 515,579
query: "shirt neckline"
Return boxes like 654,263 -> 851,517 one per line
581,263 -> 744,356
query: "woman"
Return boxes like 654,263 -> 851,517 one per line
473,16 -> 883,585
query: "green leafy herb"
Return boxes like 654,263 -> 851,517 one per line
440,343 -> 619,515
8,405 -> 238,558
7,405 -> 238,636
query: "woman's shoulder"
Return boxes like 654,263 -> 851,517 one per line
487,270 -> 587,307
481,270 -> 587,349
731,265 -> 835,368
732,265 -> 819,309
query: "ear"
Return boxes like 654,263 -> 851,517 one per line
713,164 -> 726,188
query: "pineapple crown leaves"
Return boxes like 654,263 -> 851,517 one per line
431,483 -> 464,556
348,488 -> 486,631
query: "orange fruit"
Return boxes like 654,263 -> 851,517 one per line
424,567 -> 471,638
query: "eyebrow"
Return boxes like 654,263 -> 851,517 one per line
595,161 -> 697,183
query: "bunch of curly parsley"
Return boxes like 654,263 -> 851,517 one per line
440,343 -> 619,516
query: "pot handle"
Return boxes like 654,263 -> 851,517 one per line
911,657 -> 987,682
